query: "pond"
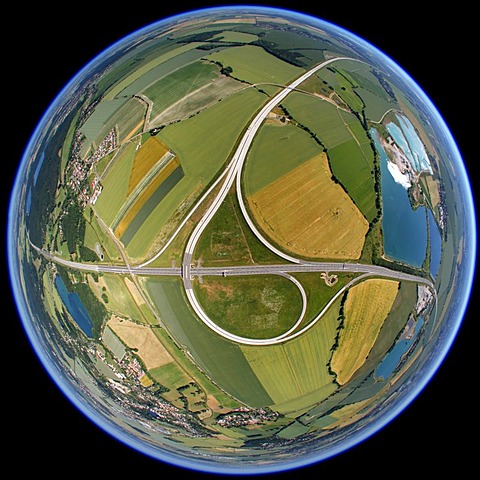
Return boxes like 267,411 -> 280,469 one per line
55,275 -> 93,337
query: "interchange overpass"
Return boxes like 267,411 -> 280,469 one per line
31,56 -> 437,346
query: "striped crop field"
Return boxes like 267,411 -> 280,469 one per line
114,157 -> 184,242
247,152 -> 369,259
240,297 -> 340,413
331,278 -> 399,385
127,136 -> 170,195
144,60 -> 219,120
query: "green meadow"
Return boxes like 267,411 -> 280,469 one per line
193,274 -> 303,339
144,60 -> 219,119
206,45 -> 304,86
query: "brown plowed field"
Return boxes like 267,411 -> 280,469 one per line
247,152 -> 368,259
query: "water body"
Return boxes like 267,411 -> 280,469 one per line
372,129 -> 427,267
54,275 -> 94,337
26,188 -> 32,214
428,208 -> 442,278
375,316 -> 424,380
33,152 -> 45,186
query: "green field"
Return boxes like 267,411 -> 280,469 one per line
291,272 -> 355,327
244,123 -> 322,195
206,44 -> 304,85
240,298 -> 340,412
193,274 -> 303,339
326,59 -> 397,121
283,93 -> 353,149
144,60 -> 220,119
125,87 -> 267,259
212,30 -> 258,43
280,92 -> 377,221
94,142 -> 137,226
328,139 -> 377,221
105,42 -> 207,100
194,186 -> 287,267
144,277 -> 273,407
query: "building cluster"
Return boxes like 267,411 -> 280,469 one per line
217,407 -> 279,428
65,129 -> 116,207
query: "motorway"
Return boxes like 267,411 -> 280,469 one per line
32,56 -> 437,346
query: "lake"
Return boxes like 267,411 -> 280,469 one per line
428,208 -> 442,278
375,316 -> 424,381
55,275 -> 94,337
372,129 -> 427,268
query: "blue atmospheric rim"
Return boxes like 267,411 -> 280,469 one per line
8,4 -> 477,475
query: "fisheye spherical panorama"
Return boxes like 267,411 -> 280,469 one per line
8,4 -> 476,475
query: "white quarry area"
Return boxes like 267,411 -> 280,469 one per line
387,161 -> 411,189
384,114 -> 433,190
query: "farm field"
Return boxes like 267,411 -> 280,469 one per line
247,153 -> 369,259
328,139 -> 377,222
205,44 -> 304,86
331,278 -> 400,385
240,297 -> 340,413
94,142 -> 137,226
149,73 -> 245,127
192,274 -> 303,339
143,277 -> 273,407
127,136 -> 170,195
211,30 -> 258,43
125,87 -> 267,260
282,91 -> 377,222
117,159 -> 184,246
105,42 -> 207,100
108,315 -> 174,371
283,92 -> 353,149
88,273 -> 148,324
243,123 -> 322,195
144,60 -> 220,119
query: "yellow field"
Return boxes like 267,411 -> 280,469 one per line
127,136 -> 169,195
108,315 -> 174,370
331,279 -> 399,385
114,156 -> 180,239
248,153 -> 369,259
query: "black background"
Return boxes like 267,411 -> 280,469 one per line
4,1 -> 477,477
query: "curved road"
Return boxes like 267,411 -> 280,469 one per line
31,56 -> 437,346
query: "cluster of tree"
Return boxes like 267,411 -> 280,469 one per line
61,199 -> 86,254
251,38 -> 308,68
